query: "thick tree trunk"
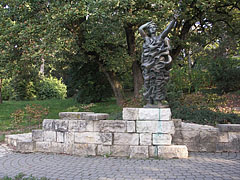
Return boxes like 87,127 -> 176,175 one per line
125,24 -> 143,98
0,78 -> 2,104
99,63 -> 125,106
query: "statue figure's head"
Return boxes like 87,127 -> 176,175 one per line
147,22 -> 157,36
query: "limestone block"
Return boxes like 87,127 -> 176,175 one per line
172,129 -> 183,144
97,145 -> 111,156
200,130 -> 218,143
217,124 -> 240,132
51,142 -> 64,153
152,134 -> 172,145
127,121 -> 136,132
69,120 -> 94,132
42,119 -> 55,131
158,145 -> 188,159
129,146 -> 149,159
228,132 -> 240,142
113,133 -> 139,145
172,119 -> 182,128
218,132 -> 229,143
149,146 -> 158,158
110,145 -> 129,157
136,121 -> 175,134
63,143 -> 74,154
64,132 -> 74,144
74,144 -> 97,156
181,130 -> 200,143
123,108 -> 139,120
82,113 -> 109,120
57,132 -> 65,143
32,130 -> 43,142
35,142 -> 52,152
181,122 -> 216,131
43,131 -> 56,142
75,132 -> 112,145
59,112 -> 93,120
216,142 -> 240,152
94,120 -> 126,132
183,142 -> 200,152
199,142 -> 217,152
54,120 -> 69,132
140,133 -> 152,145
16,142 -> 34,153
138,108 -> 171,121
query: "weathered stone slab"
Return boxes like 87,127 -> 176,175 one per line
59,112 -> 93,120
149,146 -> 158,158
57,132 -> 65,143
69,120 -> 94,132
110,145 -> 129,157
123,108 -> 139,120
74,144 -> 97,156
43,131 -> 56,142
94,120 -> 126,132
136,121 -> 175,134
200,130 -> 218,143
54,120 -> 69,132
82,113 -> 109,120
229,132 -> 240,142
64,132 -> 74,144
113,133 -> 139,145
172,129 -> 183,144
51,142 -> 64,153
32,130 -> 43,142
129,146 -> 149,159
140,133 -> 152,145
63,143 -> 74,154
218,132 -> 229,143
138,108 -> 171,121
97,145 -> 111,156
75,132 -> 112,145
152,134 -> 172,145
127,121 -> 136,132
42,119 -> 55,131
158,145 -> 188,159
217,124 -> 240,132
35,142 -> 51,152
173,119 -> 182,128
16,142 -> 34,153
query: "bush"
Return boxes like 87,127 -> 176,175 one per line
207,57 -> 240,93
36,76 -> 67,100
171,105 -> 240,125
1,78 -> 14,100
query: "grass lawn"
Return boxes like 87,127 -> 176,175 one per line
0,98 -> 122,135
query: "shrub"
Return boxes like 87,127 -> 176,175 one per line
1,78 -> 14,100
36,76 -> 67,100
207,57 -> 240,93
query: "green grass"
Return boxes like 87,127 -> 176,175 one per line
0,98 -> 122,132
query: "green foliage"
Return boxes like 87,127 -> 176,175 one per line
172,105 -> 240,125
207,57 -> 240,93
36,76 -> 67,100
1,78 -> 13,100
168,63 -> 211,93
66,61 -> 112,104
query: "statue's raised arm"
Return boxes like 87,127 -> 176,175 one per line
138,21 -> 153,38
159,15 -> 178,40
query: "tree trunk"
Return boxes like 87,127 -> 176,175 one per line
125,24 -> 143,98
0,78 -> 2,104
98,63 -> 125,106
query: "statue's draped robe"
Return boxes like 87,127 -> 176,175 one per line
141,37 -> 172,103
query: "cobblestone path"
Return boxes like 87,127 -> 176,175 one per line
0,145 -> 239,180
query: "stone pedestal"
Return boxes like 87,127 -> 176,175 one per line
123,108 -> 188,159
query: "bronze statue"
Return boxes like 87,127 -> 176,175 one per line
139,15 -> 177,108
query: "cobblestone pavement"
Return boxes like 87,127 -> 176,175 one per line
0,145 -> 239,180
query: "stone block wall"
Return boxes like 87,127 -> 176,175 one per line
32,109 -> 188,159
172,120 -> 240,152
